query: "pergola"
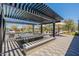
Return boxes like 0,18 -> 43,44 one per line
0,3 -> 63,55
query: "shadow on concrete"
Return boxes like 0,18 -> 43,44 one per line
65,35 -> 79,56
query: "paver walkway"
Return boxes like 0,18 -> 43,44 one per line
26,35 -> 74,56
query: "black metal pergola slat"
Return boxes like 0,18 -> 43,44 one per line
4,3 -> 63,21
3,4 -> 44,23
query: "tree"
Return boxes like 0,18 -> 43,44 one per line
63,19 -> 75,32
11,25 -> 17,31
43,24 -> 52,33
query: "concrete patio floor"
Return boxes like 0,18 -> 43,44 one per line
26,35 -> 74,56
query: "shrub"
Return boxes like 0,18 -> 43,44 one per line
75,32 -> 79,36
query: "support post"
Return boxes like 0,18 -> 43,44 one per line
53,22 -> 55,37
0,4 -> 6,55
32,24 -> 34,34
58,25 -> 60,36
0,13 -> 2,55
78,20 -> 79,34
40,24 -> 43,34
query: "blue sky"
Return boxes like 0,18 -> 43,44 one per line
47,3 -> 79,23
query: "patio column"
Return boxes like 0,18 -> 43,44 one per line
58,25 -> 60,35
32,24 -> 34,33
0,8 -> 5,55
78,20 -> 79,34
40,24 -> 43,34
0,12 -> 2,55
53,22 -> 55,37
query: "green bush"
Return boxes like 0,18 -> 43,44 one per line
75,32 -> 79,36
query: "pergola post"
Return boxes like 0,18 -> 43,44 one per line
0,5 -> 6,56
32,24 -> 34,33
53,22 -> 55,38
78,20 -> 79,34
40,24 -> 43,34
0,12 -> 3,55
58,25 -> 60,36
0,6 -> 6,55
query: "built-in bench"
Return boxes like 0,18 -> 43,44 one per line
23,36 -> 54,52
